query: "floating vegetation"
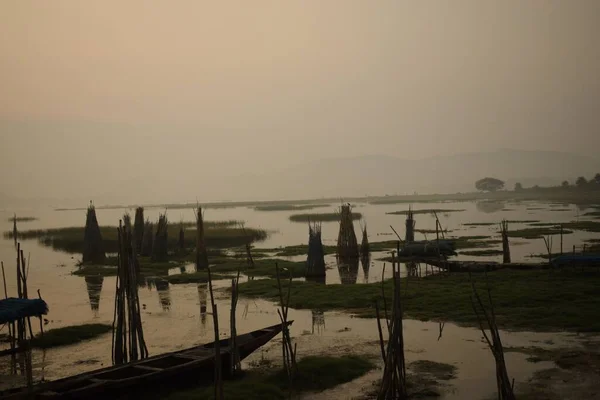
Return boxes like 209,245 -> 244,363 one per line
507,227 -> 574,239
583,211 -> 600,218
289,212 -> 362,223
464,219 -> 540,226
165,355 -> 375,400
6,221 -> 267,255
254,204 -> 329,211
415,228 -> 452,234
387,209 -> 465,216
460,249 -> 504,257
30,323 -> 112,349
550,208 -> 571,212
237,269 -> 600,331
409,360 -> 457,381
6,216 -> 37,223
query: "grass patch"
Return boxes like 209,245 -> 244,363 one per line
238,269 -> 600,331
7,216 -> 38,222
289,212 -> 362,223
254,204 -> 330,211
165,355 -> 375,400
409,360 -> 457,381
30,323 -> 112,349
507,227 -> 574,239
387,209 -> 465,216
415,229 -> 452,234
5,222 -> 267,254
460,249 -> 504,257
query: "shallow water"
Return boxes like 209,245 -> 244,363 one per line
0,200 -> 598,398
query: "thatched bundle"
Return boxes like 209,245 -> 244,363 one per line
306,222 -> 325,277
140,220 -> 154,257
133,207 -> 144,254
336,204 -> 359,259
83,203 -> 106,263
195,207 -> 209,270
152,213 -> 169,262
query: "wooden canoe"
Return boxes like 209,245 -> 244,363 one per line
1,322 -> 290,399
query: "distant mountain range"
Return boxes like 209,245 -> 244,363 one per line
2,149 -> 599,208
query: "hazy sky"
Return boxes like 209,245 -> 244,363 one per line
1,1 -> 599,201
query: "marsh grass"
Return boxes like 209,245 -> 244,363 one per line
409,360 -> 457,381
30,323 -> 112,348
507,227 -> 574,239
164,355 -> 375,400
387,209 -> 465,216
238,269 -> 600,331
289,212 -> 362,223
5,221 -> 267,254
7,216 -> 37,222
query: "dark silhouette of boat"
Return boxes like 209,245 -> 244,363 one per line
1,322 -> 289,399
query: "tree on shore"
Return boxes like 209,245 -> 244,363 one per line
476,178 -> 505,192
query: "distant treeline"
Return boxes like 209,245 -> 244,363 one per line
515,173 -> 600,192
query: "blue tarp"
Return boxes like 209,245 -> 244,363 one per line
0,298 -> 48,324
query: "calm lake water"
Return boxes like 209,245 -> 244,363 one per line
0,200 -> 598,398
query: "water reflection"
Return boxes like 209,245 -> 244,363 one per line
197,283 -> 207,326
155,279 -> 171,311
312,310 -> 325,334
476,200 -> 505,214
337,257 -> 359,285
84,276 -> 103,315
360,254 -> 370,283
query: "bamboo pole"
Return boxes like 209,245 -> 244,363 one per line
206,266 -> 223,400
229,268 -> 241,376
2,261 -> 17,374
